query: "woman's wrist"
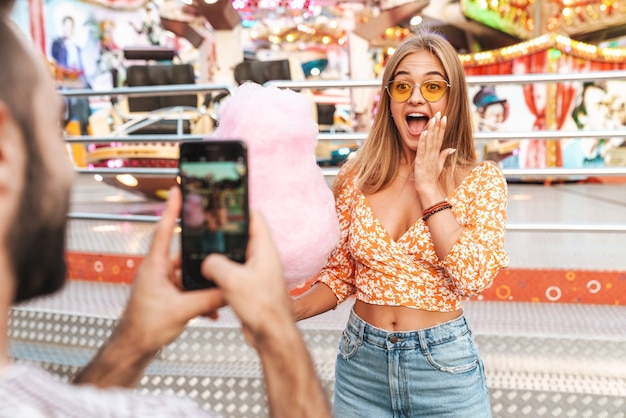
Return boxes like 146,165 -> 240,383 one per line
416,188 -> 446,210
422,201 -> 452,221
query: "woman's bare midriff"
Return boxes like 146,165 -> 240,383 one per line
353,300 -> 462,331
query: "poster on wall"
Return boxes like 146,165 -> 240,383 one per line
560,80 -> 626,168
463,35 -> 626,171
38,0 -> 205,136
42,0 -> 168,135
469,83 -> 526,169
44,0 -> 173,91
469,80 -> 626,171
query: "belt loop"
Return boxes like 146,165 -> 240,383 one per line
358,312 -> 366,342
417,329 -> 428,352
349,307 -> 365,342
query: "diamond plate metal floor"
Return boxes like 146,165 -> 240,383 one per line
10,281 -> 626,417
8,174 -> 626,417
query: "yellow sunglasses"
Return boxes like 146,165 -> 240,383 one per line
386,80 -> 450,103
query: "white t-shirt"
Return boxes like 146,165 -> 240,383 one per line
0,364 -> 220,418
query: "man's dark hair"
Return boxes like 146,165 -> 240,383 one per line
0,0 -> 16,15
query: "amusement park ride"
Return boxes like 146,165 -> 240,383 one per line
57,0 -> 626,198
64,47 -> 209,199
65,45 -> 351,199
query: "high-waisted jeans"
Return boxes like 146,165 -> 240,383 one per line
333,309 -> 491,418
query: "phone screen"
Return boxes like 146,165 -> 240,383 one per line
179,140 -> 249,290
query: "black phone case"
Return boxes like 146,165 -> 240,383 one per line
178,140 -> 249,290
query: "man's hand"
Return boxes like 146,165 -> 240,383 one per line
115,186 -> 225,353
201,213 -> 332,418
201,212 -> 291,347
74,187 -> 226,388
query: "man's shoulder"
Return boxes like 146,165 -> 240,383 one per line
0,364 -> 220,418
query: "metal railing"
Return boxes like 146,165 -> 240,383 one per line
63,72 -> 626,232
266,71 -> 626,180
60,83 -> 236,99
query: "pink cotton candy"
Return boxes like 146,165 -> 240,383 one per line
211,82 -> 340,289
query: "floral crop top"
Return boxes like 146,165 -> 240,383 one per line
315,161 -> 509,312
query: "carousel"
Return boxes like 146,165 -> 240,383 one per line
461,32 -> 626,171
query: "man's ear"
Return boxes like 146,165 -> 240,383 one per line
0,101 -> 12,177
0,100 -> 25,198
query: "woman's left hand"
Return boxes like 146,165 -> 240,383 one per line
413,111 -> 454,192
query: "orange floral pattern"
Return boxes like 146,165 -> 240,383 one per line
316,161 -> 509,312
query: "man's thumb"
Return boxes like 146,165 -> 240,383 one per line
201,253 -> 235,288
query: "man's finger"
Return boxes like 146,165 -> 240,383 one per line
177,289 -> 227,319
201,212 -> 264,285
147,187 -> 181,257
171,268 -> 183,290
246,212 -> 275,260
201,211 -> 282,289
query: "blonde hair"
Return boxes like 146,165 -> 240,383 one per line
336,30 -> 477,196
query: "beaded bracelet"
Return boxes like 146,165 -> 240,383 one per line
422,201 -> 453,221
422,200 -> 449,215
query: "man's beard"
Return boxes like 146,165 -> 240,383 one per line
8,171 -> 70,304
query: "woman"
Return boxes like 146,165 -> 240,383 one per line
292,31 -> 509,418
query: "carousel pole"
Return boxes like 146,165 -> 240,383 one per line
347,31 -> 374,132
534,0 -> 561,184
533,0 -> 542,39
197,0 -> 242,86
342,6 -> 373,133
213,25 -> 242,85
545,47 -> 561,185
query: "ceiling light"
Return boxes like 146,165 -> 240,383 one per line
410,15 -> 422,27
116,174 -> 139,187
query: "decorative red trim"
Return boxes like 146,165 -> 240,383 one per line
66,252 -> 626,305
66,252 -> 143,284
477,268 -> 626,305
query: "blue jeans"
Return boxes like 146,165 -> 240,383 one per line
333,309 -> 491,418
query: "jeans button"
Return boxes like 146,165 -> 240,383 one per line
389,336 -> 402,343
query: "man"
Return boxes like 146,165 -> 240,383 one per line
51,16 -> 85,79
50,14 -> 92,136
0,12 -> 330,418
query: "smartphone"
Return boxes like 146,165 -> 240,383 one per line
178,140 -> 249,290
